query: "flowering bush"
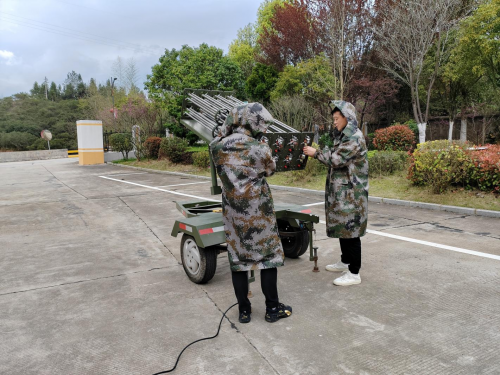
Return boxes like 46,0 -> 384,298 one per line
468,145 -> 500,192
373,125 -> 415,152
144,136 -> 162,159
408,140 -> 472,194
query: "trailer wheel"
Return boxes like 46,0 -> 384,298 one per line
278,220 -> 310,259
180,234 -> 217,284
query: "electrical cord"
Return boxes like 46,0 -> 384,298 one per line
152,302 -> 238,374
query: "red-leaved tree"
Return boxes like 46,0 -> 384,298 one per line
259,1 -> 325,70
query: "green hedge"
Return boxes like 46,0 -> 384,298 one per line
109,133 -> 133,160
368,150 -> 409,176
408,140 -> 472,194
192,150 -> 211,168
159,137 -> 189,163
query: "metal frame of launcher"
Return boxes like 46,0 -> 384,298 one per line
171,89 -> 320,285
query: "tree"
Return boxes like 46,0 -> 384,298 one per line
435,30 -> 481,142
373,0 -> 466,143
118,96 -> 160,137
145,44 -> 244,138
125,58 -> 140,94
48,82 -> 59,101
112,57 -> 125,86
259,1 -> 324,70
30,82 -> 43,98
63,71 -> 85,99
228,23 -> 259,79
269,95 -> 316,131
348,75 -> 400,135
271,54 -> 337,122
255,0 -> 289,37
452,0 -> 500,90
246,63 -> 279,103
319,0 -> 376,99
43,77 -> 49,99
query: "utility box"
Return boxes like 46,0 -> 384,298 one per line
76,120 -> 104,165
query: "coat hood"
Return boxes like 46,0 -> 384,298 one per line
216,102 -> 274,139
331,100 -> 359,137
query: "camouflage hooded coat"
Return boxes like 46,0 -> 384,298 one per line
209,103 -> 284,272
315,101 -> 369,238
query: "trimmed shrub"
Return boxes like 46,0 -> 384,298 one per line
144,136 -> 162,159
373,124 -> 415,152
109,133 -> 133,160
159,137 -> 189,164
192,151 -> 211,169
468,145 -> 500,192
408,140 -> 472,194
368,151 -> 409,176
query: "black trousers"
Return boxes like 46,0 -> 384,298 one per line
231,268 -> 279,313
339,237 -> 362,274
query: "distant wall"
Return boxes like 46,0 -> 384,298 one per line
0,149 -> 68,163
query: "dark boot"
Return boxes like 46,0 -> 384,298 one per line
265,303 -> 292,323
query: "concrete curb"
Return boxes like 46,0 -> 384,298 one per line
106,162 -> 500,219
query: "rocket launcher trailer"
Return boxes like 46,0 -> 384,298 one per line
171,89 -> 320,284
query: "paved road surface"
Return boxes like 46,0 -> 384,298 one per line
1,159 -> 499,375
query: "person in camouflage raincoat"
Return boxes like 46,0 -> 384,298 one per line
210,102 -> 292,323
303,100 -> 368,286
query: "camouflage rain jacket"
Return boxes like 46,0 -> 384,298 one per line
315,101 -> 369,238
209,103 -> 284,272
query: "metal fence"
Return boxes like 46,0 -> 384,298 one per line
103,131 -> 165,152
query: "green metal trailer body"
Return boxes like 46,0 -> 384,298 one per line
171,200 -> 319,249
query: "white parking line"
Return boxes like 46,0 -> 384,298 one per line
102,172 -> 149,176
303,201 -> 325,207
99,176 -> 220,202
367,229 -> 500,261
101,175 -> 498,261
155,181 -> 210,188
316,220 -> 500,261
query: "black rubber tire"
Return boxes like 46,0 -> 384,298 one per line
277,220 -> 310,259
180,234 -> 217,284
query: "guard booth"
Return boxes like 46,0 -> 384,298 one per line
76,120 -> 105,165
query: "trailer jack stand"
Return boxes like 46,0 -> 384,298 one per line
312,247 -> 319,272
307,224 -> 319,273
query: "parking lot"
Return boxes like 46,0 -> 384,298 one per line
1,158 -> 499,375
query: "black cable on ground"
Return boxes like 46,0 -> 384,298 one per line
152,302 -> 238,374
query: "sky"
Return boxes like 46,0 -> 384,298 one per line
0,0 -> 263,98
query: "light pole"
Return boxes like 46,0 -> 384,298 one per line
111,77 -> 117,126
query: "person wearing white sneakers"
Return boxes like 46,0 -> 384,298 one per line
303,101 -> 368,286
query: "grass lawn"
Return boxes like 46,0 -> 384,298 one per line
112,159 -> 500,211
187,145 -> 209,152
113,158 -> 211,177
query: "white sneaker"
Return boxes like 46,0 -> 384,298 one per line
325,261 -> 349,272
333,271 -> 361,286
